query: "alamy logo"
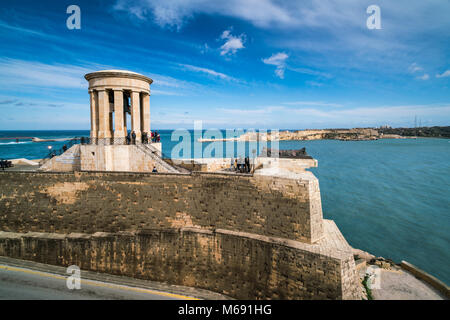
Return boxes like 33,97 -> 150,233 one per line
66,265 -> 81,290
366,5 -> 382,30
66,5 -> 81,30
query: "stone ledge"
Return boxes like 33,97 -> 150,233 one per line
400,261 -> 450,299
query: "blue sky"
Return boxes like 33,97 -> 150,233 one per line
0,0 -> 449,130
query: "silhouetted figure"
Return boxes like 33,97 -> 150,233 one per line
126,133 -> 131,145
237,157 -> 245,173
131,131 -> 136,145
62,144 -> 67,152
152,166 -> 158,173
245,157 -> 250,173
142,132 -> 148,144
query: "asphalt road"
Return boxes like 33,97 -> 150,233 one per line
0,264 -> 196,300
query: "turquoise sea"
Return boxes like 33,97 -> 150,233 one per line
1,130 -> 449,285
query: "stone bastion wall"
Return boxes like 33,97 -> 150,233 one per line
0,171 -> 361,299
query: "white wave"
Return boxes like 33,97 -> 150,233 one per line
0,141 -> 31,145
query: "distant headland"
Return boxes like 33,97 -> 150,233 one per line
198,126 -> 450,142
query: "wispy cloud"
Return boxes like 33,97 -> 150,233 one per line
0,58 -> 89,89
0,99 -> 18,105
0,96 -> 86,110
287,67 -> 332,79
0,58 -> 206,97
408,63 -> 423,73
416,74 -> 430,81
219,29 -> 245,56
283,101 -> 343,108
113,0 -> 292,29
436,70 -> 450,78
0,19 -> 59,40
262,52 -> 289,79
180,64 -> 233,80
408,63 -> 429,81
217,106 -> 285,115
150,89 -> 183,96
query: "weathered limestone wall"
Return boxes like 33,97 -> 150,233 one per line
0,171 -> 322,243
0,170 -> 361,299
79,144 -> 167,173
0,221 -> 360,300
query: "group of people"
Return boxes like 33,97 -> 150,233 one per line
0,159 -> 13,170
151,131 -> 161,143
126,131 -> 160,145
231,157 -> 252,173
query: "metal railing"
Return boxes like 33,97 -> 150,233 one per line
81,137 -> 157,146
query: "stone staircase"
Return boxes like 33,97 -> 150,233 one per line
136,144 -> 180,173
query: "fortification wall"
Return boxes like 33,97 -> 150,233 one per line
0,171 -> 322,243
0,170 -> 361,299
0,220 -> 360,300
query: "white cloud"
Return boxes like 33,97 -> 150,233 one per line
113,0 -> 292,29
416,74 -> 430,80
219,29 -> 245,56
283,101 -> 343,107
0,58 -> 90,89
288,67 -> 332,79
408,63 -> 429,81
180,64 -> 232,80
306,81 -> 323,87
150,89 -> 183,96
0,58 -> 213,98
408,63 -> 423,73
436,70 -> 450,78
262,52 -> 289,79
217,106 -> 286,115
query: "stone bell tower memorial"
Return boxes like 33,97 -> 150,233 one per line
85,70 -> 151,144
77,70 -> 178,172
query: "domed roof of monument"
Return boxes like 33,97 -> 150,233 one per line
84,69 -> 153,84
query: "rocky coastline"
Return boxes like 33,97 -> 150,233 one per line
198,128 -> 414,142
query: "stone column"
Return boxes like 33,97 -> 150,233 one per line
142,92 -> 150,137
113,89 -> 126,142
131,91 -> 141,143
89,90 -> 98,139
97,89 -> 112,140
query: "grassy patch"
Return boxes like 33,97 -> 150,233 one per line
362,274 -> 374,300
